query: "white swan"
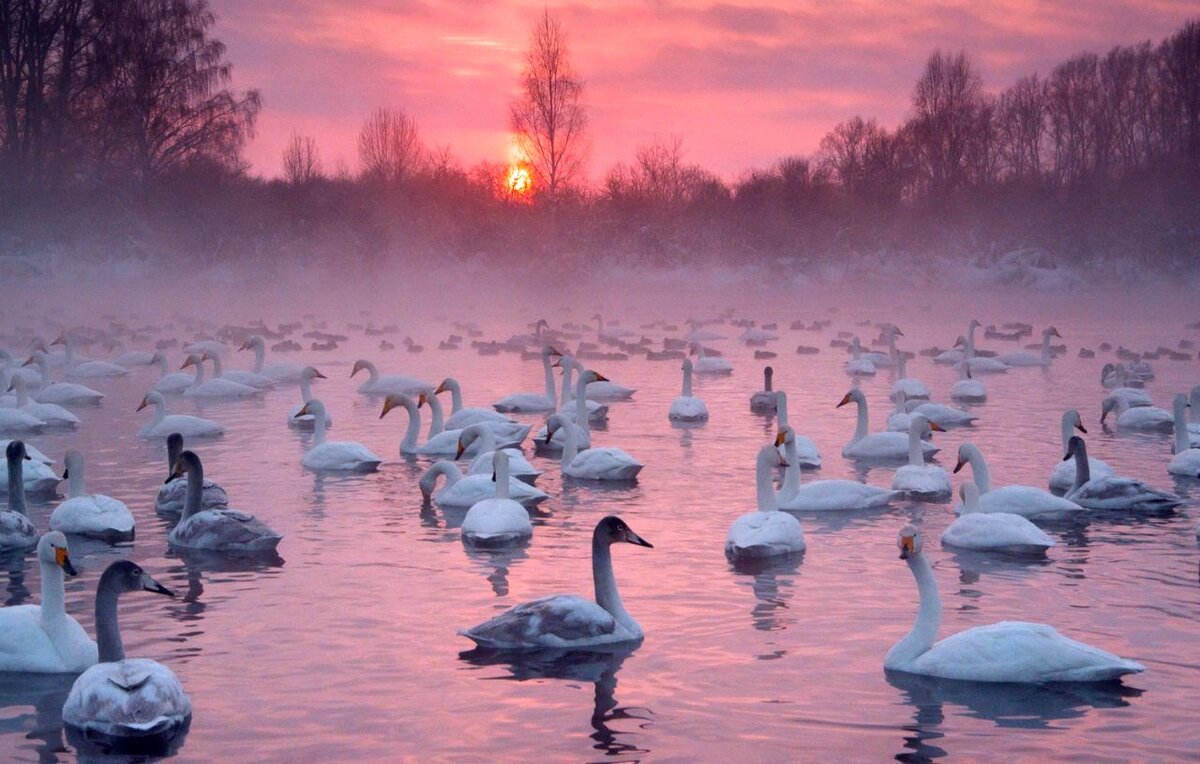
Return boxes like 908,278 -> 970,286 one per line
1167,394 -> 1200,476
890,355 -> 930,401
669,358 -> 708,422
0,438 -> 60,496
886,390 -> 916,433
1049,410 -> 1113,493
435,377 -> 521,429
492,346 -> 559,412
351,358 -> 430,396
155,433 -> 228,514
1188,386 -> 1200,436
953,443 -> 1084,519
749,366 -> 777,413
557,358 -> 610,422
461,450 -> 533,547
137,391 -> 224,439
239,335 -> 305,382
775,391 -> 820,468
50,450 -> 135,541
423,390 -> 528,445
1064,436 -> 1182,512
536,363 -> 600,449
24,353 -> 104,405
777,426 -> 898,511
419,460 -> 548,508
459,515 -> 652,648
295,400 -> 381,472
941,483 -> 1055,554
690,343 -> 732,375
996,326 -> 1060,367
905,399 -> 978,428
148,351 -> 194,394
726,444 -> 805,558
54,336 -> 128,378
961,320 -> 1010,374
288,366 -> 332,429
167,451 -> 281,551
180,353 -> 259,398
0,395 -> 45,433
5,375 -> 79,427
0,532 -> 96,672
860,325 -> 901,367
61,560 -> 191,739
216,345 -> 276,390
1101,365 -> 1153,408
381,394 -> 487,457
2,441 -> 43,548
457,425 -> 542,482
838,389 -> 937,461
844,337 -> 877,375
546,412 -> 643,481
887,525 -> 1143,682
890,417 -> 951,499
1101,396 -> 1172,431
949,362 -> 987,403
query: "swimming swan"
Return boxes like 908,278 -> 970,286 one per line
460,450 -> 533,547
137,391 -> 224,439
1,440 -> 41,548
167,451 -> 281,552
295,399 -> 381,472
50,450 -> 135,541
838,389 -> 937,461
941,483 -> 1055,554
726,444 -> 805,558
953,443 -> 1083,519
669,358 -> 709,422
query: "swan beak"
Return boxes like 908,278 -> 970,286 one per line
51,335 -> 65,347
774,431 -> 786,447
552,359 -> 562,368
166,462 -> 184,482
625,530 -> 653,548
55,547 -> 77,576
21,356 -> 35,367
899,535 -> 915,559
593,372 -> 610,382
1075,422 -> 1087,434
952,458 -> 966,474
180,358 -> 193,370
313,370 -> 327,379
417,393 -> 427,408
1100,411 -> 1109,424
836,393 -> 852,408
929,422 -> 945,432
141,573 -> 174,598
136,397 -> 149,412
350,361 -> 365,378
1051,327 -> 1061,338
295,403 -> 310,418
379,397 -> 397,419
894,328 -> 904,337
1062,450 -> 1072,461
779,457 -> 790,468
238,341 -> 250,351
491,469 -> 497,483
61,468 -> 70,480
455,443 -> 466,460
434,381 -> 446,394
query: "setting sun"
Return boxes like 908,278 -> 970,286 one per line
506,163 -> 531,195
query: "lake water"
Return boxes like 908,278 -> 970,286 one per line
0,278 -> 1197,762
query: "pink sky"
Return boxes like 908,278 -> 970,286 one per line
210,0 -> 1197,182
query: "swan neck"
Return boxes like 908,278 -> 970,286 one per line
966,446 -> 991,493
756,454 -> 778,512
64,342 -> 74,368
156,354 -> 168,375
182,459 -> 204,522
447,380 -> 463,413
67,459 -> 85,498
14,377 -> 29,407
253,343 -> 265,373
888,553 -> 941,668
494,455 -> 510,499
1060,414 -> 1072,450
209,354 -> 223,377
682,364 -> 693,397
38,358 -> 50,386
907,425 -> 923,466
574,377 -> 590,440
426,395 -> 444,438
561,363 -> 574,403
776,393 -> 789,427
6,453 -> 26,515
153,397 -> 166,426
1041,331 -> 1052,360
1174,399 -> 1190,454
592,537 -> 631,629
313,404 -> 327,446
192,360 -> 205,385
401,400 -> 420,451
966,322 -> 977,357
1072,443 -> 1091,491
543,353 -> 557,406
167,438 -> 182,478
561,421 -> 579,467
94,571 -> 126,662
299,375 -> 313,403
39,558 -> 65,625
853,397 -> 869,443
419,461 -> 460,496
781,437 -> 801,500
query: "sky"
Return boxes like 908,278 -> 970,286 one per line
210,0 -> 1198,182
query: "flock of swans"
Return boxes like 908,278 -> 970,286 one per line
0,310 -> 1197,752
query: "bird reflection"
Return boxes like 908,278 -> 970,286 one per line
459,643 -> 651,760
0,672 -> 75,763
462,543 -> 530,597
66,715 -> 191,759
728,554 -> 802,633
0,549 -> 31,607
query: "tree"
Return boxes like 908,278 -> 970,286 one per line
509,9 -> 587,201
909,50 -> 985,195
357,107 -> 423,185
997,74 -> 1048,180
1159,20 -> 1200,165
281,131 -> 321,184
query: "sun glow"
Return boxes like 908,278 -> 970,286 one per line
504,143 -> 533,199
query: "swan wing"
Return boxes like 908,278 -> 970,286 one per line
63,658 -> 192,736
460,595 -> 623,648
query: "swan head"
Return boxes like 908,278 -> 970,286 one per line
1062,409 -> 1086,434
301,366 -> 326,381
37,532 -> 77,576
6,439 -> 30,464
351,359 -> 372,378
913,416 -> 943,435
543,414 -> 569,445
836,389 -> 863,408
101,560 -> 175,599
760,441 -> 788,469
167,450 -> 202,483
61,449 -> 84,480
50,334 -> 67,347
952,335 -> 966,349
1045,326 -> 1061,338
580,370 -> 609,385
897,525 -> 922,559
541,346 -> 562,360
595,516 -> 653,549
148,350 -> 166,365
379,393 -> 413,419
968,319 -> 981,330
455,424 -> 486,459
295,399 -> 326,419
952,444 -> 973,473
1064,435 -> 1086,461
433,378 -> 454,395
180,353 -> 203,370
774,427 -> 794,447
1100,396 -> 1118,424
238,336 -> 265,351
20,351 -> 46,368
137,391 -> 166,411
417,392 -> 428,408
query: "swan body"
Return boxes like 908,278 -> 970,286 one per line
149,352 -> 194,394
435,378 -> 522,429
670,358 -> 709,422
287,367 -> 332,429
774,392 -> 820,468
1102,396 -> 1172,431
296,400 -> 381,472
137,391 -> 224,439
61,561 -> 190,740
749,366 -> 777,413
0,439 -> 59,496
420,460 -> 548,507
547,410 -> 643,481
493,347 -> 559,412
155,433 -> 228,514
1064,436 -> 1182,512
890,417 -> 951,499
838,389 -> 937,461
240,336 -> 305,382
954,443 -> 1084,518
906,401 -> 978,428
351,359 -> 430,396
181,353 -> 259,398
942,483 -> 1054,553
890,356 -> 930,401
0,532 -> 96,672
949,362 -> 987,403
690,344 -> 732,375
167,451 -> 281,551
460,516 -> 652,649
888,525 -> 1143,683
1049,410 -> 1113,493
0,404 -> 45,433
461,451 -> 533,546
50,450 -> 135,541
54,337 -> 128,378
25,354 -> 103,404
776,427 -> 897,511
4,376 -> 79,427
1167,394 -> 1200,476
726,444 -> 805,558
995,327 -> 1060,367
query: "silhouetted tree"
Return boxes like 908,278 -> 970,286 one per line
282,131 -> 321,184
357,107 -> 423,185
909,50 -> 984,195
1159,20 -> 1200,165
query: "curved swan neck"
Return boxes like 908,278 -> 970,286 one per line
6,451 -> 26,516
191,360 -> 206,385
39,556 -> 66,625
181,459 -> 204,522
964,446 -> 991,493
425,394 -> 445,438
419,461 -> 461,496
888,552 -> 941,667
592,536 -> 631,628
1173,396 -> 1190,455
756,451 -> 778,513
94,570 -> 126,662
363,361 -> 380,384
445,379 -> 464,413
208,354 -> 223,378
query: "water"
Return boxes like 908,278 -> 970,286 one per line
0,284 -> 1197,762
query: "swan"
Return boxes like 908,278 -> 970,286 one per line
933,335 -> 968,365
887,525 -> 1143,682
844,337 -> 877,375
295,400 -> 381,472
0,532 -> 96,672
214,346 -> 276,390
1049,410 -> 1113,493
1101,365 -> 1153,408
669,358 -> 709,422
24,353 -> 104,405
53,336 -> 128,378
961,320 -> 1010,373
0,349 -> 42,388
288,366 -> 332,429
492,347 -> 559,412
1064,436 -> 1182,512
890,417 -> 951,499
996,326 -> 1061,366
155,433 -> 228,514
459,515 -> 652,649
838,389 -> 937,461
775,391 -> 820,468
949,362 -> 986,403
890,355 -> 930,401
546,413 -> 643,481
137,391 -> 224,439
536,363 -> 605,449
461,451 -> 533,547
5,375 -> 80,427
351,358 -> 431,396
1188,386 -> 1200,436
180,353 -> 259,398
690,343 -> 732,375
49,450 -> 135,541
1,441 -> 41,548
777,426 -> 898,510
108,341 -> 155,368
0,438 -> 60,496
145,351 -> 193,394
886,391 -> 916,433
1101,396 -> 1172,431
457,425 -> 542,482
953,443 -> 1084,519
941,483 -> 1055,554
167,450 -> 282,551
726,444 -> 805,558
1167,394 -> 1200,476
239,335 -> 305,382
554,358 -> 609,423
61,560 -> 191,740
0,395 -> 45,433
423,390 -> 528,445
749,366 -> 777,413
419,460 -> 548,508
435,377 -> 522,429
860,325 -> 901,367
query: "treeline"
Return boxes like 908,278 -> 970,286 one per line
1,6 -> 1197,275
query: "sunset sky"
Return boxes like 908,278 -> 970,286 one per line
210,0 -> 1197,181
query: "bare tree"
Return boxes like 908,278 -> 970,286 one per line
997,74 -> 1048,180
909,50 -> 984,195
510,9 -> 587,201
357,107 -> 423,185
281,131 -> 321,184
1159,20 -> 1200,164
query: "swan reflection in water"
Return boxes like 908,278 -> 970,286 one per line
728,554 -> 803,635
459,644 -> 651,759
888,670 -> 1142,763
462,543 -> 530,597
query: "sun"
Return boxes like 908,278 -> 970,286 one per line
506,164 -> 532,195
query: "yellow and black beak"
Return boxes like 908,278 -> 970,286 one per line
434,381 -> 446,394
417,393 -> 427,408
379,397 -> 398,419
1075,422 -> 1087,434
313,369 -> 327,379
54,547 -> 78,576
899,535 -> 915,560
952,458 -> 966,474
594,372 -> 610,382
929,421 -> 945,432
774,431 -> 786,447
135,396 -> 149,412
295,403 -> 311,418
836,393 -> 852,408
